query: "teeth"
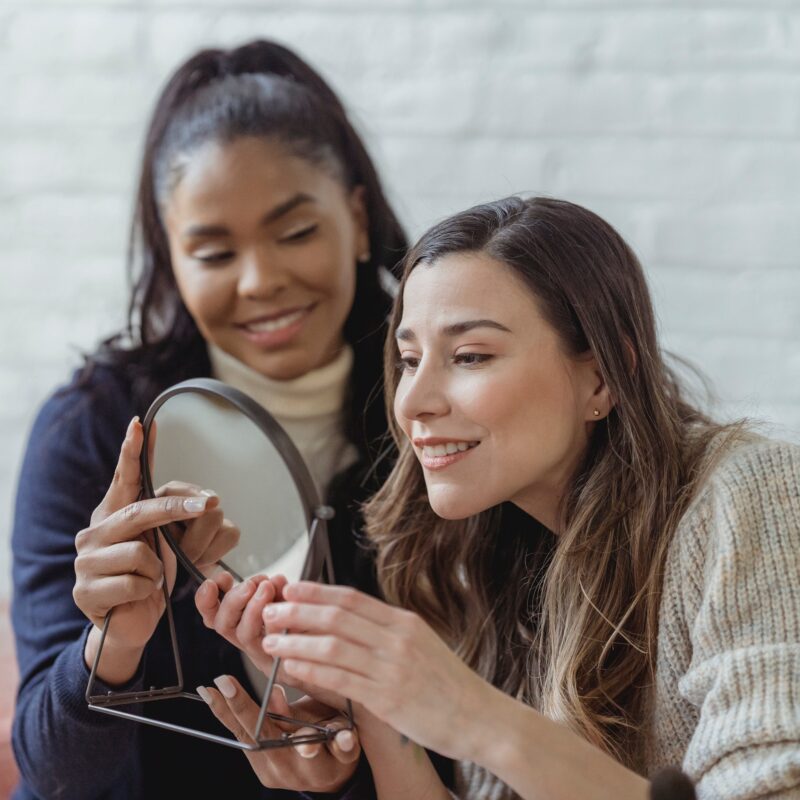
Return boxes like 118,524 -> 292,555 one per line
422,442 -> 478,458
246,309 -> 305,333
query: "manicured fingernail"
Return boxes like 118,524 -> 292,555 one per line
213,675 -> 236,699
156,572 -> 164,590
337,730 -> 355,751
298,744 -> 318,759
255,581 -> 270,600
184,497 -> 208,512
200,489 -> 217,498
196,686 -> 211,704
263,635 -> 278,649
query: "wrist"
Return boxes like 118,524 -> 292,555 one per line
85,625 -> 144,687
450,675 -> 503,765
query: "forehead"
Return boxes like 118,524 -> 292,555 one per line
400,252 -> 541,330
167,137 -> 341,216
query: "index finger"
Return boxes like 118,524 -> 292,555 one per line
282,583 -> 394,626
96,494 -> 215,546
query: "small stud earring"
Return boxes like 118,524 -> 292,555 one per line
593,409 -> 601,417
357,251 -> 371,264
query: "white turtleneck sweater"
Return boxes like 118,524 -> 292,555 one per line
208,343 -> 359,695
208,343 -> 359,501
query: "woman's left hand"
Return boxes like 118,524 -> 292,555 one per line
261,582 -> 492,761
198,674 -> 361,792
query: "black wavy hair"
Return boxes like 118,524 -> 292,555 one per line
84,40 -> 407,467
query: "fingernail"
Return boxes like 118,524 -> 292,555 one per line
196,686 -> 211,704
263,635 -> 278,649
156,572 -> 164,590
298,745 -> 318,759
184,497 -> 208,512
213,675 -> 236,699
126,416 -> 139,438
263,605 -> 276,618
200,489 -> 217,498
255,581 -> 269,600
337,730 -> 355,752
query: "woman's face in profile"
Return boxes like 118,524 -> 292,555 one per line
393,253 -> 605,529
164,136 -> 369,380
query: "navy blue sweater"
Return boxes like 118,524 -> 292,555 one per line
10,363 -> 383,800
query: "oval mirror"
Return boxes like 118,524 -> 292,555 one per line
140,378 -> 333,588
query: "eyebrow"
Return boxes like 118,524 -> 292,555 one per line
395,319 -> 512,342
183,192 -> 316,238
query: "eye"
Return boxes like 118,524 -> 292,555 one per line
453,353 -> 493,367
280,224 -> 318,243
194,251 -> 234,265
396,356 -> 420,373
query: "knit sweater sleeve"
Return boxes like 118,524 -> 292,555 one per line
677,439 -> 800,800
11,371 -> 146,799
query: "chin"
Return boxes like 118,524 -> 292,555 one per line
426,484 -> 492,520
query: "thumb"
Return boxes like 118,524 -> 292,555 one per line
94,417 -> 143,520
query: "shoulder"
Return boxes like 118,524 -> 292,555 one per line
23,363 -> 137,479
662,433 -> 800,639
661,434 -> 799,616
678,433 -> 800,543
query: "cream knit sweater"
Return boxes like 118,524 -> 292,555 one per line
454,436 -> 800,800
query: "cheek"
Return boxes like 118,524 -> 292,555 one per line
171,260 -> 233,329
297,242 -> 357,310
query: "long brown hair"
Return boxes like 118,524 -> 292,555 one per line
364,196 -> 742,766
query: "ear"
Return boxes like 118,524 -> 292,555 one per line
579,357 -> 614,422
348,185 -> 370,262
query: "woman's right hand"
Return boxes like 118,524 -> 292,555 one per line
194,575 -> 349,711
195,572 -> 288,675
74,416 -> 225,685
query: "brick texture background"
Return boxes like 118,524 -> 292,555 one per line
2,1 -> 799,598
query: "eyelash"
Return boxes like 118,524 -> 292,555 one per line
396,353 -> 493,373
193,225 -> 318,264
195,251 -> 233,265
280,224 -> 318,243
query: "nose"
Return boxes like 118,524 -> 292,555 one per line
394,359 -> 450,423
237,247 -> 289,299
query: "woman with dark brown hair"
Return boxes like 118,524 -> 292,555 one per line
226,196 -> 800,799
11,39 -> 410,799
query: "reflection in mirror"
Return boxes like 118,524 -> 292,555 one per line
147,390 -> 311,583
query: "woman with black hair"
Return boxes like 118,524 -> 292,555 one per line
10,40 -> 406,799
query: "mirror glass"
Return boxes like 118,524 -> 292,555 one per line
145,388 -> 313,584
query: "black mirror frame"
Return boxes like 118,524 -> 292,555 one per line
85,378 -> 352,751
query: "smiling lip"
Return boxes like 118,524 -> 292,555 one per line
236,303 -> 315,349
413,437 -> 481,471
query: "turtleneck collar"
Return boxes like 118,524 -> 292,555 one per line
207,343 -> 353,420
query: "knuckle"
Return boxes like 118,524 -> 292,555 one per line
162,496 -> 182,514
321,638 -> 339,660
122,501 -> 143,522
325,607 -> 344,628
339,588 -> 359,610
74,528 -> 91,551
73,552 -> 89,576
72,582 -> 85,606
121,574 -> 140,597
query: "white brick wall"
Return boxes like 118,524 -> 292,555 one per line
2,1 -> 799,598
